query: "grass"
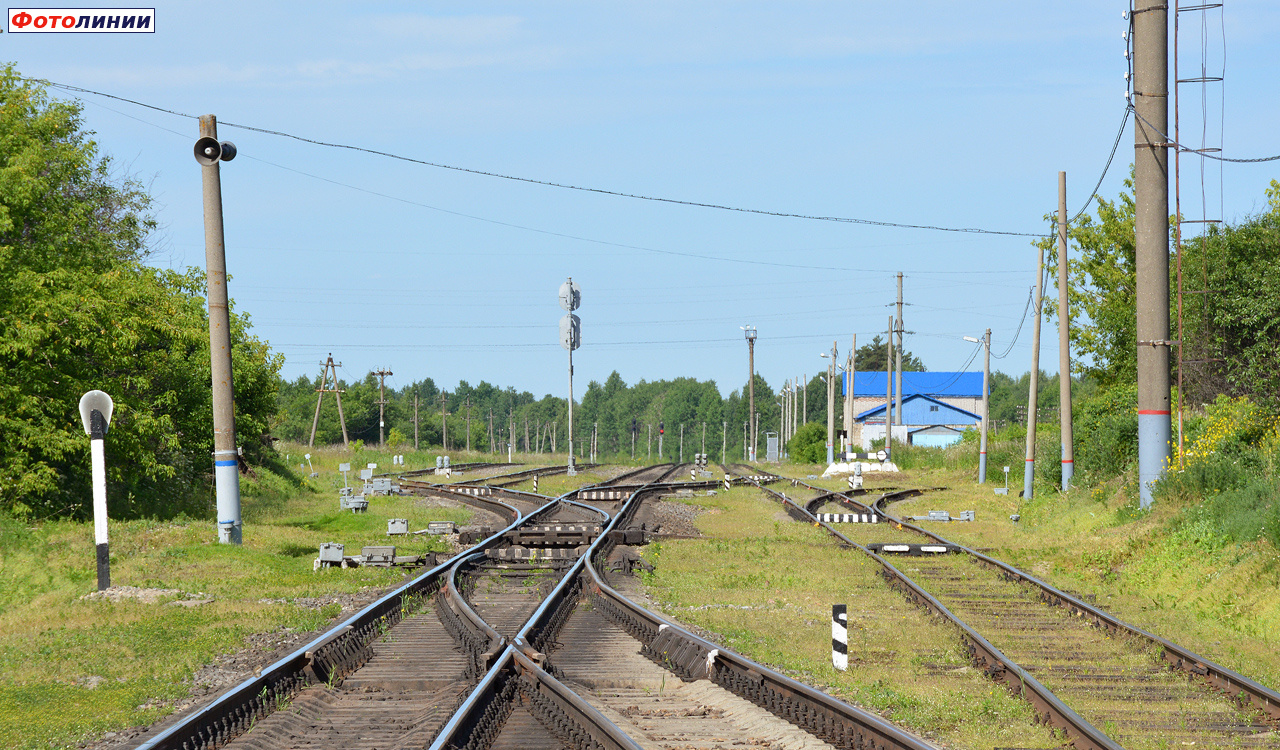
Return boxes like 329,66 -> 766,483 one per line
0,443 -> 476,750
640,483 -> 1063,748
796,454 -> 1280,701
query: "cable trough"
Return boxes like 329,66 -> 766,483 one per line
742,474 -> 1280,748
129,464 -> 940,750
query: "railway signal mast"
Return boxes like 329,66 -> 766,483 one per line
559,278 -> 582,476
742,326 -> 757,462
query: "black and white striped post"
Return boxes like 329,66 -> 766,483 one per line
832,604 -> 848,670
79,390 -> 114,591
532,474 -> 539,493
724,473 -> 732,491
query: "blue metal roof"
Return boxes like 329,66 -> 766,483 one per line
856,393 -> 982,424
843,371 -> 983,398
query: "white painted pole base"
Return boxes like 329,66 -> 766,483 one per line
214,450 -> 242,544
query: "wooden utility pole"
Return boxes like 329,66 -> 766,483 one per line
895,273 -> 904,426
1058,171 -> 1075,491
722,420 -> 727,462
309,354 -> 349,449
440,392 -> 449,451
488,408 -> 494,454
1024,236 -> 1046,499
1134,0 -> 1171,508
375,368 -> 392,449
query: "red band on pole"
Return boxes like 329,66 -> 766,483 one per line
1137,409 -> 1171,415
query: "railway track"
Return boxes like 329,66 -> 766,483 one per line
744,474 -> 1280,749
130,465 -> 936,750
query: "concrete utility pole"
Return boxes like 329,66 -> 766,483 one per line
802,374 -> 807,426
1058,171 -> 1075,491
413,392 -> 419,450
440,393 -> 449,451
701,422 -> 706,454
825,341 -> 837,464
375,368 -> 392,449
1024,239 -> 1046,499
744,326 -> 757,461
722,421 -> 727,461
488,409 -> 494,454
508,410 -> 515,463
895,273 -> 904,425
648,424 -> 652,460
309,354 -> 349,449
742,421 -> 748,461
680,423 -> 684,463
885,317 -> 894,456
465,396 -> 473,452
1134,0 -> 1171,508
195,114 -> 241,545
981,329 -> 992,482
845,334 -> 856,455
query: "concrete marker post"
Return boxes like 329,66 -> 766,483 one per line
832,603 -> 848,670
79,391 -> 114,591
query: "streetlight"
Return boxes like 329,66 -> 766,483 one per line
79,390 -> 114,591
964,331 -> 992,483
741,326 -> 757,461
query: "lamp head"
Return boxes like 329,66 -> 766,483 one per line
78,390 -> 114,439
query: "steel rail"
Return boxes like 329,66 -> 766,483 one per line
385,461 -> 506,478
579,490 -> 938,750
430,477 -> 655,750
854,485 -> 1280,722
399,479 -> 528,525
740,475 -> 1123,750
131,493 -> 528,750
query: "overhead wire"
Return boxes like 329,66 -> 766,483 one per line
31,76 -> 1046,237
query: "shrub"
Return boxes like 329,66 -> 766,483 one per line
786,422 -> 828,464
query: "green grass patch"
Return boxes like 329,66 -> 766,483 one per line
641,483 -> 1061,748
0,447 -> 472,750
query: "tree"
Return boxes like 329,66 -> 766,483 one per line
855,335 -> 925,372
1043,172 -> 1139,389
0,68 -> 282,519
1178,180 -> 1280,407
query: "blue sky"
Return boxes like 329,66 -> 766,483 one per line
6,2 -> 1279,398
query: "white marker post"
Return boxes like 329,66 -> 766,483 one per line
832,603 -> 848,670
79,391 -> 114,591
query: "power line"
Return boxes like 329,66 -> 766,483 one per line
1071,105 -> 1133,224
1134,107 -> 1280,163
992,285 -> 1035,359
32,77 -> 1044,237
